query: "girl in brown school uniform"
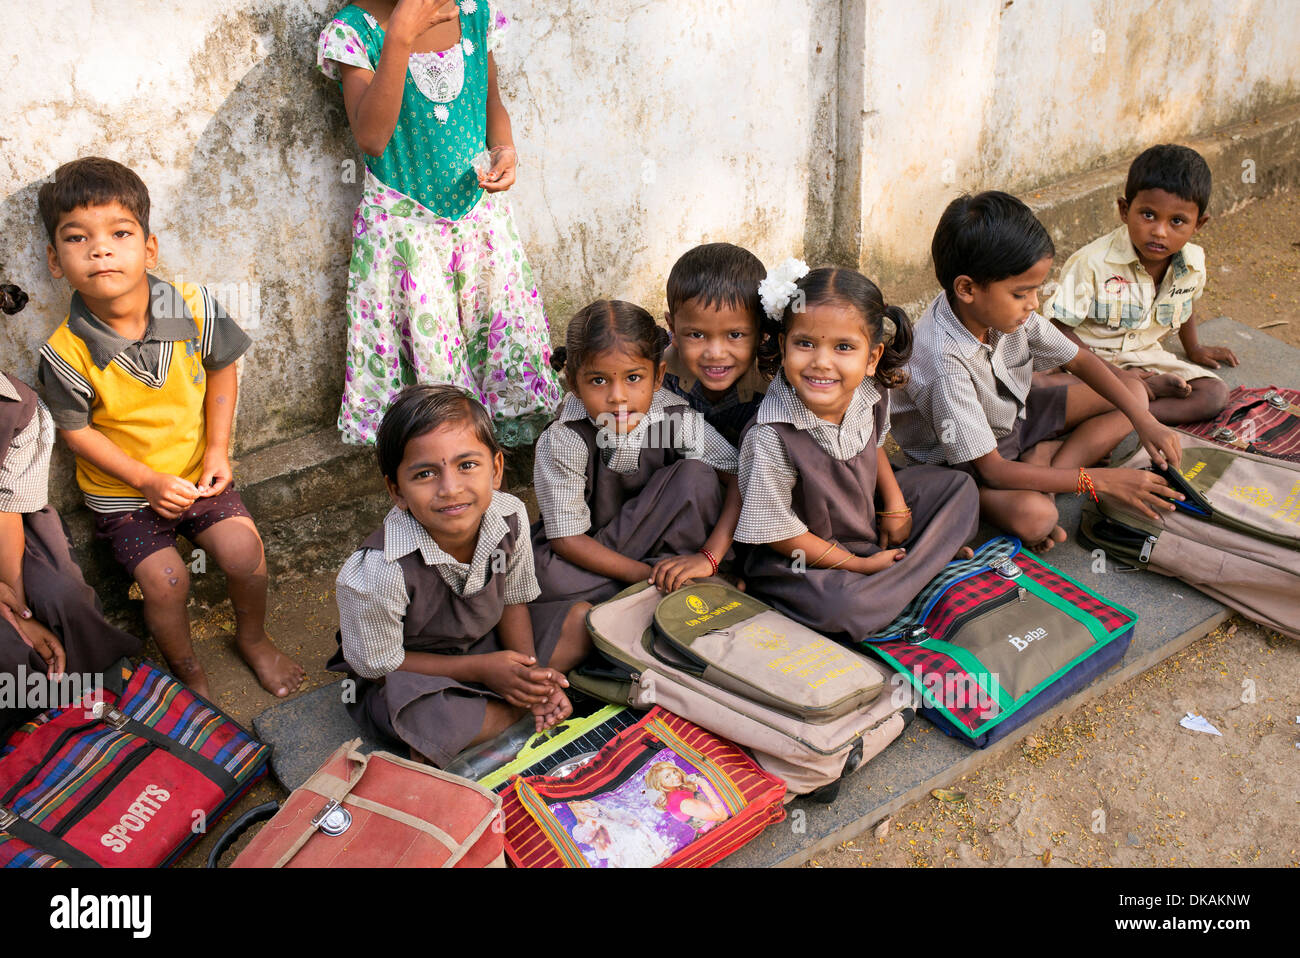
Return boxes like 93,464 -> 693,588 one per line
734,264 -> 980,640
528,301 -> 740,654
331,385 -> 585,767
1,370 -> 140,736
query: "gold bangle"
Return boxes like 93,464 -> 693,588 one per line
810,540 -> 839,567
828,552 -> 853,570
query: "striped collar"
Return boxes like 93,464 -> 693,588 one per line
0,372 -> 18,402
68,274 -> 197,370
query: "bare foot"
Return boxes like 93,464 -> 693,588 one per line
1144,372 -> 1192,399
954,546 -> 975,560
1028,525 -> 1068,553
167,655 -> 212,701
236,633 -> 306,698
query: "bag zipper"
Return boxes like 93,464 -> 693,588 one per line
914,585 -> 1024,645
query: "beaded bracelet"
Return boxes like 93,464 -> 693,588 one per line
877,508 -> 912,518
700,548 -> 719,576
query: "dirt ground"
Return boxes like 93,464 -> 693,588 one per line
177,188 -> 1299,867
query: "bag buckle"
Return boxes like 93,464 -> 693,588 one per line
91,701 -> 128,730
1214,426 -> 1237,442
0,805 -> 17,830
1265,390 -> 1287,409
312,799 -> 353,837
991,556 -> 1021,579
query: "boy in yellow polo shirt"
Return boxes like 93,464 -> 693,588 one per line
36,157 -> 304,700
1043,144 -> 1234,425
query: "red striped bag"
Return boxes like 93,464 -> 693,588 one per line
0,661 -> 268,867
503,707 -> 785,868
1179,386 -> 1300,462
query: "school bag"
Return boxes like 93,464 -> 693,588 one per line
1179,386 -> 1300,463
0,661 -> 268,868
569,581 -> 913,798
1080,452 -> 1300,641
501,706 -> 786,868
859,537 -> 1137,749
1154,430 -> 1300,549
209,738 -> 505,868
444,704 -> 642,791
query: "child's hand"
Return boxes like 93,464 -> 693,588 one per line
1135,418 -> 1182,470
877,513 -> 912,549
476,650 -> 557,708
141,471 -> 200,519
1093,468 -> 1183,521
389,0 -> 459,45
479,146 -> 516,193
197,451 -> 233,498
15,616 -> 66,679
649,552 -> 714,593
1186,344 -> 1239,369
530,685 -> 573,733
848,549 -> 906,574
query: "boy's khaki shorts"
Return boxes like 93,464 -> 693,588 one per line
1092,343 -> 1220,384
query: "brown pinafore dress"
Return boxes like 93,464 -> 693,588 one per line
528,408 -> 726,650
741,397 -> 980,640
327,510 -> 553,768
0,376 -> 141,735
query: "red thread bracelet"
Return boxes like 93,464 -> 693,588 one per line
1077,467 -> 1099,502
700,548 -> 719,576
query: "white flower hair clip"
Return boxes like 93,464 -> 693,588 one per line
758,257 -> 810,321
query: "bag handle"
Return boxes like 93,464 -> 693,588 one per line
205,802 -> 280,868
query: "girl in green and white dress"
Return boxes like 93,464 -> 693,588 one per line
318,0 -> 562,447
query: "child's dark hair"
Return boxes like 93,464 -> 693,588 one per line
931,191 -> 1055,294
1124,144 -> 1212,216
549,300 -> 670,383
666,242 -> 773,368
38,157 -> 151,243
375,384 -> 501,482
779,267 -> 913,389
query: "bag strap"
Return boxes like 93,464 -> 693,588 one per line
271,739 -> 370,868
0,805 -> 101,868
95,702 -> 238,794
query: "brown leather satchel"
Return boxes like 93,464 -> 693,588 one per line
222,739 -> 504,868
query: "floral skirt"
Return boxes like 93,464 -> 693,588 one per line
339,173 -> 563,446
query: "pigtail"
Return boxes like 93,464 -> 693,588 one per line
755,311 -> 784,378
549,346 -> 568,373
650,323 -> 671,364
873,304 -> 913,390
